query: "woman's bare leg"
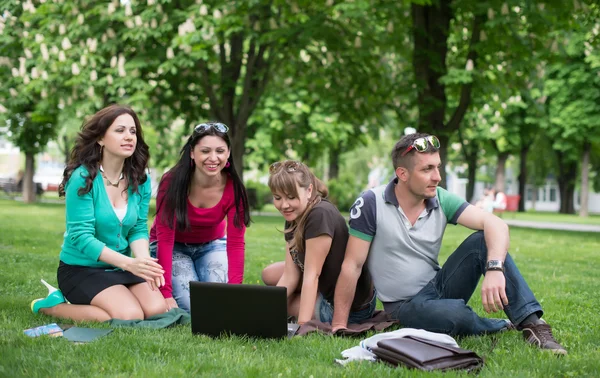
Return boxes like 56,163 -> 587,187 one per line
261,261 -> 285,286
39,303 -> 111,322
129,283 -> 168,318
40,285 -> 146,321
90,285 -> 146,320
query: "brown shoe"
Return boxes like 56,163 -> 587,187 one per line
522,322 -> 567,355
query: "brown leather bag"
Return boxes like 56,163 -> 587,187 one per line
371,336 -> 484,372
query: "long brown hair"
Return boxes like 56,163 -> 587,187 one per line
268,160 -> 328,254
59,105 -> 149,197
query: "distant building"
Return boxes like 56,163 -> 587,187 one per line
0,133 -> 21,179
448,168 -> 600,214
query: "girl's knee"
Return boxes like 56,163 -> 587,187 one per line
143,299 -> 167,318
261,262 -> 283,286
109,307 -> 144,320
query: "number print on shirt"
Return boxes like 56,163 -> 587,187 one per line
350,197 -> 364,219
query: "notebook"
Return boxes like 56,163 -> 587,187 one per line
189,281 -> 299,339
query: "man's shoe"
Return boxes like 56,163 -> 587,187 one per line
522,322 -> 567,355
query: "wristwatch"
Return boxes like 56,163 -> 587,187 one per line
486,260 -> 505,272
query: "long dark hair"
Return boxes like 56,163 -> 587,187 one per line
59,105 -> 149,197
268,160 -> 328,254
158,124 -> 250,231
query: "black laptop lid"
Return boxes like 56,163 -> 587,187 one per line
190,282 -> 288,339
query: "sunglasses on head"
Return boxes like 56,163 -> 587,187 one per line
401,135 -> 441,157
194,122 -> 229,134
269,161 -> 301,174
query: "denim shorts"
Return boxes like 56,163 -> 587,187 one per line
150,237 -> 227,312
315,289 -> 377,324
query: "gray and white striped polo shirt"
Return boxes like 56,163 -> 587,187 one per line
348,178 -> 468,303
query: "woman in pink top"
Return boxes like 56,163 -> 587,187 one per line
149,123 -> 250,312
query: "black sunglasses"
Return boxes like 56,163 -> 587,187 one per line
194,122 -> 229,134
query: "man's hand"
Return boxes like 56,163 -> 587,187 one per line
481,270 -> 508,313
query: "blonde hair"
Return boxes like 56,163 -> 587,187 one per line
268,160 -> 328,254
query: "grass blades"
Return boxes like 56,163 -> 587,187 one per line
1,199 -> 599,377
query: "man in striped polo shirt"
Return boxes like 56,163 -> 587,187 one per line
331,133 -> 566,355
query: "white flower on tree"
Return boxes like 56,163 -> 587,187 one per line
61,37 -> 72,50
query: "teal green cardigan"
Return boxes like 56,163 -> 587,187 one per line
59,165 -> 151,268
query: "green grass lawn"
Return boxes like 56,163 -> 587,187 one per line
502,211 -> 600,225
1,199 -> 599,377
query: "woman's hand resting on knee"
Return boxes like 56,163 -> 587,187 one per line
126,256 -> 165,291
165,297 -> 178,310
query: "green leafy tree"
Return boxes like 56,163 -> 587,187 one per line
0,2 -> 60,203
21,0 -> 399,178
544,29 -> 600,215
407,0 -> 584,189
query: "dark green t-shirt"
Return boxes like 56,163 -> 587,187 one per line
285,199 -> 373,311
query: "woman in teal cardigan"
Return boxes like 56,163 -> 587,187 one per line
31,105 -> 166,321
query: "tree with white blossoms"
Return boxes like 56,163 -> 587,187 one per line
0,2 -> 60,203
19,0 -> 396,176
156,0 -> 399,175
14,0 -> 183,168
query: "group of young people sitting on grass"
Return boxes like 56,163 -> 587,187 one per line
31,105 -> 566,355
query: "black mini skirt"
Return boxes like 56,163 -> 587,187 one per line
57,261 -> 145,305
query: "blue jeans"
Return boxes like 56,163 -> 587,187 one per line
150,238 -> 228,313
316,289 -> 377,324
384,231 -> 543,336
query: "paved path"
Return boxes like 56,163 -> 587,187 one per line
503,220 -> 600,233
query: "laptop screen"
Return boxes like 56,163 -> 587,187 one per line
190,282 -> 289,339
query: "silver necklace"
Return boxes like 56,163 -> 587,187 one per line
99,165 -> 124,187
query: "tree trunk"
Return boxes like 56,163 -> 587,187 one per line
23,153 -> 36,203
328,148 -> 340,180
465,149 -> 477,203
558,179 -> 576,214
437,134 -> 449,189
579,141 -> 590,217
411,3 -> 484,190
517,145 -> 529,212
494,152 -> 509,192
230,119 -> 246,180
63,134 -> 70,165
412,3 -> 450,188
531,185 -> 537,210
556,153 -> 577,214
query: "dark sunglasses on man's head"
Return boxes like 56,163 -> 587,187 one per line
194,122 -> 229,134
401,135 -> 441,157
269,160 -> 301,174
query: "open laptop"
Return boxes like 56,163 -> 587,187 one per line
190,281 -> 300,339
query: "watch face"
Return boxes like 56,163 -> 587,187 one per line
487,260 -> 503,270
